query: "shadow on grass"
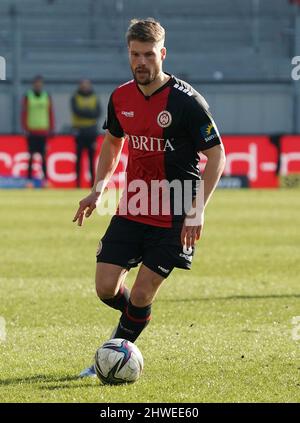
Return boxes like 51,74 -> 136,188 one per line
39,383 -> 101,391
158,294 -> 300,302
0,374 -> 129,391
0,374 -> 94,387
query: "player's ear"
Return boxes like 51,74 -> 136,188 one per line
161,46 -> 167,61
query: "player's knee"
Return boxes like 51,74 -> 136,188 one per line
95,279 -> 119,300
130,286 -> 152,307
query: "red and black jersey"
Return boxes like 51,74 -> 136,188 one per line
103,74 -> 222,228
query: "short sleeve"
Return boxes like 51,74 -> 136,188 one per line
186,95 -> 222,152
102,93 -> 124,138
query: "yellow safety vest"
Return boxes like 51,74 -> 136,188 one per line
27,90 -> 50,130
72,93 -> 98,128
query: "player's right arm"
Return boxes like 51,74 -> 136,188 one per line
72,130 -> 124,226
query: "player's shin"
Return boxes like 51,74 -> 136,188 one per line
113,300 -> 152,342
100,285 -> 130,312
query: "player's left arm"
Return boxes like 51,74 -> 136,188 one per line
181,94 -> 226,248
181,144 -> 226,248
201,143 -> 226,207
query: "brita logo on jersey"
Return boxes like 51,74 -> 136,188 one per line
127,134 -> 175,151
200,123 -> 218,143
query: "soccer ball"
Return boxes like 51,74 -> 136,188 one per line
94,338 -> 144,384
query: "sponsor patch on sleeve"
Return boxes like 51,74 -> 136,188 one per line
200,122 -> 219,143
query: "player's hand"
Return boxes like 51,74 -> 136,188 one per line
73,191 -> 99,226
180,218 -> 204,249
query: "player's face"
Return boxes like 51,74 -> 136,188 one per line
128,40 -> 166,86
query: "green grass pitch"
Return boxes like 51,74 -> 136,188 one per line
0,188 -> 299,403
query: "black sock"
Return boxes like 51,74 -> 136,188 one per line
100,285 -> 130,313
113,299 -> 152,342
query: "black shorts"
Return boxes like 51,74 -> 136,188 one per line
27,134 -> 47,154
96,215 -> 194,278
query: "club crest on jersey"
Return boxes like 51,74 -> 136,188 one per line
157,110 -> 172,128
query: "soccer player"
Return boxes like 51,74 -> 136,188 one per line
73,18 -> 226,377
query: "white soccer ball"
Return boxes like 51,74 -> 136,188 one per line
94,338 -> 144,384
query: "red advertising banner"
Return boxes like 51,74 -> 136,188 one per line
0,135 -> 128,188
280,135 -> 300,175
221,135 -> 279,188
0,134 -> 299,188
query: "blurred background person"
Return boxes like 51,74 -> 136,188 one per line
71,79 -> 102,188
21,75 -> 54,186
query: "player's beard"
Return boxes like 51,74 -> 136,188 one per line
132,66 -> 158,86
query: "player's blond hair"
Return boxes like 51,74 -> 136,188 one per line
126,18 -> 165,45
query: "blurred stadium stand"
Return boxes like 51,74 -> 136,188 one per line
0,0 -> 299,134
